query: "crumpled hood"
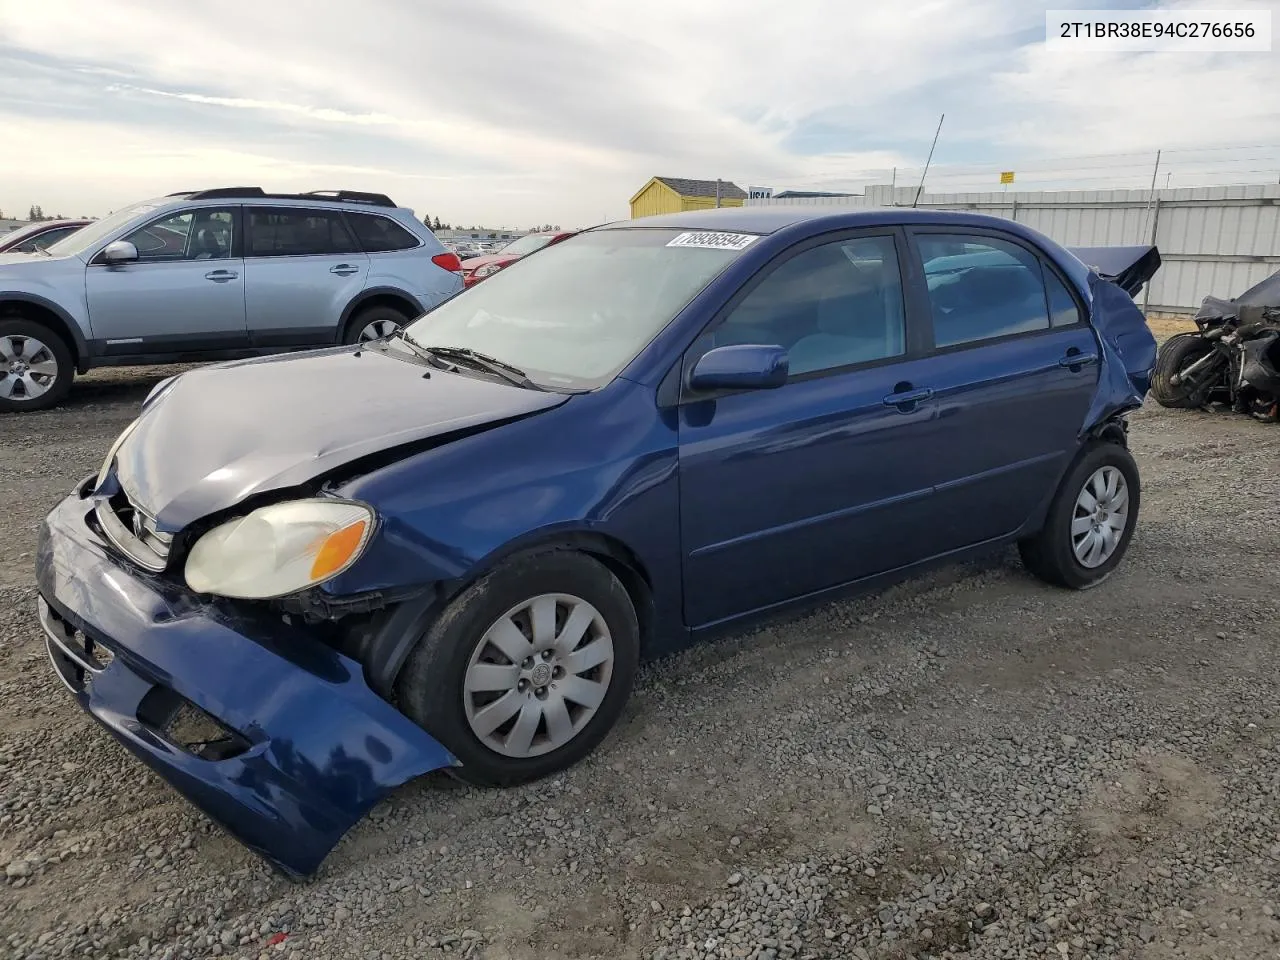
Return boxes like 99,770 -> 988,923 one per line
111,345 -> 569,530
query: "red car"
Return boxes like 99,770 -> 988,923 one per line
0,218 -> 91,254
460,230 -> 576,286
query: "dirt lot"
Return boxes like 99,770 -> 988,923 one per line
2,362 -> 1279,960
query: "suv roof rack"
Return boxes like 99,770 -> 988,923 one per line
300,189 -> 397,207
181,187 -> 397,208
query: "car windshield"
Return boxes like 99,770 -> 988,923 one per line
44,200 -> 166,257
499,233 -> 556,256
401,227 -> 751,389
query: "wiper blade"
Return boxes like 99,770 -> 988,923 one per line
419,345 -> 542,390
385,326 -> 436,362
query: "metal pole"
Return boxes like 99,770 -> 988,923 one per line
1142,197 -> 1161,315
911,113 -> 945,209
1141,149 -> 1161,242
1010,198 -> 1018,222
715,179 -> 722,208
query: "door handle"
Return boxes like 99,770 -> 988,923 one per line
882,386 -> 934,411
330,264 -> 360,276
1058,350 -> 1099,371
204,270 -> 238,282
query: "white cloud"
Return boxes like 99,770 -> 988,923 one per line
0,0 -> 1275,225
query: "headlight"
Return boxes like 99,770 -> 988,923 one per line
95,417 -> 141,491
473,261 -> 505,278
184,499 -> 375,600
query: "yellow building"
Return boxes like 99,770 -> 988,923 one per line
629,177 -> 748,219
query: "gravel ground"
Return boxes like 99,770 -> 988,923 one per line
2,365 -> 1279,960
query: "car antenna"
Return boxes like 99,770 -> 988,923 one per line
911,113 -> 944,209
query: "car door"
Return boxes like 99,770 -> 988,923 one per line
676,230 -> 946,628
905,228 -> 1102,552
241,206 -> 370,347
84,207 -> 248,355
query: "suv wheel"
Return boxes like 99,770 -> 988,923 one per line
1018,441 -> 1141,590
396,550 -> 640,787
344,305 -> 409,345
0,319 -> 74,412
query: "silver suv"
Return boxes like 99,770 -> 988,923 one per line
0,187 -> 463,412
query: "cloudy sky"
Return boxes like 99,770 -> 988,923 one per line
0,0 -> 1276,228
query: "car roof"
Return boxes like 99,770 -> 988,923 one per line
142,190 -> 414,216
596,205 -> 1041,236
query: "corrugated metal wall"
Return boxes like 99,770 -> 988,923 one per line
748,184 -> 1280,312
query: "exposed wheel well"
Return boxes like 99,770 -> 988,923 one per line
353,534 -> 657,699
0,299 -> 84,372
341,293 -> 420,341
451,534 -> 656,653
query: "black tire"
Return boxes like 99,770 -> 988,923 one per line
342,304 -> 409,345
396,550 -> 640,787
1019,441 -> 1141,590
0,318 -> 74,413
1150,332 -> 1217,409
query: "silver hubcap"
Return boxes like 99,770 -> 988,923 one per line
358,319 -> 400,342
463,593 -> 614,758
1071,466 -> 1129,568
0,335 -> 58,401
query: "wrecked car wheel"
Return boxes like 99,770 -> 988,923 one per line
397,551 -> 639,787
1018,441 -> 1141,590
1150,332 -> 1218,409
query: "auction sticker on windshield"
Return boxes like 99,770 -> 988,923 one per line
666,231 -> 759,251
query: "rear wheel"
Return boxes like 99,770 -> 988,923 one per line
0,318 -> 74,412
1150,332 -> 1218,409
1019,441 -> 1141,590
396,550 -> 640,787
343,304 -> 409,345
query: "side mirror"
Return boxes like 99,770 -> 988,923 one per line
100,240 -> 139,265
689,344 -> 789,392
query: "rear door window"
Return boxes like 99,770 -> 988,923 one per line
347,213 -> 420,252
915,234 -> 1051,348
246,208 -> 359,257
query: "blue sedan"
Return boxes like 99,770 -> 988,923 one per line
35,206 -> 1160,877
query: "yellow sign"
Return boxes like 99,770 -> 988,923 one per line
999,171 -> 1015,184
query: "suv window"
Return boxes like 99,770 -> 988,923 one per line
246,208 -> 358,257
695,235 -> 906,376
124,208 -> 235,261
347,212 -> 419,252
917,234 -> 1051,348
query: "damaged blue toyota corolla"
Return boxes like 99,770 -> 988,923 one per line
35,208 -> 1160,878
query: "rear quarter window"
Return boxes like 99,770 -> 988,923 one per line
348,213 -> 420,253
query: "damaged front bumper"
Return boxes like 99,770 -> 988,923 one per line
34,478 -> 457,879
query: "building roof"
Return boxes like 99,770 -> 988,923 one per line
652,177 -> 748,200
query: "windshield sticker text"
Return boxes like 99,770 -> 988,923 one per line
666,232 -> 758,251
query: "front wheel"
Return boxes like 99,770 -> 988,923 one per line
1019,442 -> 1141,590
0,319 -> 75,412
1150,332 -> 1218,409
396,551 -> 640,787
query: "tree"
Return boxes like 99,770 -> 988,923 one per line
433,216 -> 442,230
422,214 -> 432,228
28,204 -> 44,221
